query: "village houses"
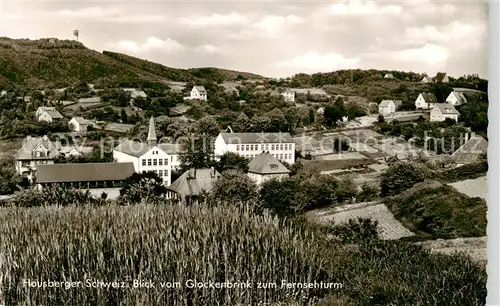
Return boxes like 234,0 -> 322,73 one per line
421,76 -> 433,83
415,92 -> 438,109
247,152 -> 290,185
36,106 -> 63,123
214,132 -> 296,165
430,103 -> 460,122
446,91 -> 467,106
113,117 -> 181,186
69,117 -> 89,133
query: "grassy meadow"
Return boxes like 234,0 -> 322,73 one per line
0,202 -> 487,305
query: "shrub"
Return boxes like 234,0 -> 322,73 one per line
4,185 -> 105,207
384,182 -> 486,238
380,162 -> 429,197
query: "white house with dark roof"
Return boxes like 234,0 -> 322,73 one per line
415,92 -> 438,109
35,162 -> 135,199
421,76 -> 433,83
247,152 -> 290,185
188,86 -> 208,101
378,100 -> 396,116
214,132 -> 295,164
167,168 -> 221,204
430,103 -> 460,122
281,88 -> 295,102
69,117 -> 88,133
446,91 -> 467,106
36,106 -> 63,123
14,135 -> 61,179
113,117 -> 181,185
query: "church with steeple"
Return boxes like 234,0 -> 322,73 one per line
112,117 -> 182,186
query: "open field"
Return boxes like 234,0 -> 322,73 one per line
416,237 -> 487,266
312,202 -> 415,240
449,176 -> 487,200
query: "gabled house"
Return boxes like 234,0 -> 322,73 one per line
421,76 -> 433,83
415,92 -> 438,109
281,88 -> 295,103
14,135 -> 61,179
187,86 -> 208,101
430,103 -> 460,122
122,88 -> 147,99
166,168 -> 221,204
69,117 -> 88,133
451,133 -> 488,165
434,72 -> 450,83
378,100 -> 397,116
247,152 -> 290,185
384,73 -> 394,79
446,91 -> 467,106
36,106 -> 63,123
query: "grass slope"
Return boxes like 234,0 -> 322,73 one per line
0,37 -> 264,88
384,181 -> 487,239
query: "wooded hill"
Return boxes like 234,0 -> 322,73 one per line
0,37 -> 265,89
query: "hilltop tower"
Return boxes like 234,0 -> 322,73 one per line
147,116 -> 157,146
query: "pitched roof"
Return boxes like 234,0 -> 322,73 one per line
434,72 -> 448,82
113,140 -> 180,157
78,97 -> 101,103
157,143 -> 182,154
113,140 -> 152,157
45,110 -> 63,119
71,116 -> 88,124
36,162 -> 135,183
193,86 -> 207,94
384,73 -> 394,78
420,92 -> 438,103
15,136 -> 61,160
452,136 -> 488,164
433,103 -> 459,115
219,132 -> 294,144
422,76 -> 433,82
379,100 -> 395,107
168,168 -> 220,199
449,91 -> 467,102
248,152 -> 290,175
37,106 -> 55,112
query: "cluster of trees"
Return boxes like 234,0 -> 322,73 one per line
376,120 -> 472,154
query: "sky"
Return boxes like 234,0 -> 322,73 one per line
0,0 -> 489,79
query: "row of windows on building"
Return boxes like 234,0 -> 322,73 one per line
145,169 -> 168,177
236,143 -> 293,152
142,158 -> 169,166
21,160 -> 50,167
243,153 -> 293,161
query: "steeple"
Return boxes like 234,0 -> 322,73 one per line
147,116 -> 157,146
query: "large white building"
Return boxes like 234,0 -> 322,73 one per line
214,132 -> 296,164
113,117 -> 181,185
